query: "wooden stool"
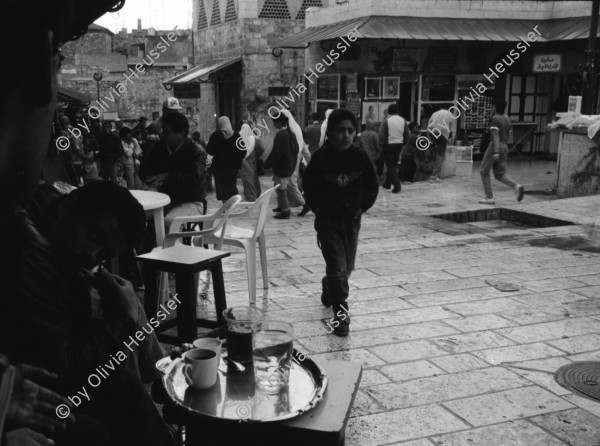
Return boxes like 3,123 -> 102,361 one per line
138,246 -> 230,344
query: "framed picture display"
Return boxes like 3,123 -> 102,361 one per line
364,77 -> 381,99
362,102 -> 378,124
382,77 -> 400,99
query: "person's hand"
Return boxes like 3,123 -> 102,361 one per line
92,269 -> 140,323
493,153 -> 500,161
7,364 -> 74,434
4,427 -> 55,446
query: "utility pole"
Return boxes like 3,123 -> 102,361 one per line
582,0 -> 600,114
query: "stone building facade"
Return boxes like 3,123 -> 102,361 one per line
187,0 -> 332,139
59,23 -> 194,125
272,0 -> 596,153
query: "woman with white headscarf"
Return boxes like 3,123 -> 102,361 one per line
239,122 -> 262,201
281,109 -> 311,216
264,109 -> 306,219
206,116 -> 245,202
319,108 -> 334,148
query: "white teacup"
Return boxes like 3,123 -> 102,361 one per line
182,348 -> 218,390
192,337 -> 222,361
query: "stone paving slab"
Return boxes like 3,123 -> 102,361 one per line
431,419 -> 568,446
365,367 -> 529,411
443,386 -> 574,426
189,165 -> 600,444
346,405 -> 469,445
530,409 -> 600,446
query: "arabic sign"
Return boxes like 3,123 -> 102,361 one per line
533,54 -> 561,73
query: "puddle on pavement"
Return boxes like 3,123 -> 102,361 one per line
526,235 -> 600,254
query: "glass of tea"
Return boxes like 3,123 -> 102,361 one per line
222,306 -> 264,364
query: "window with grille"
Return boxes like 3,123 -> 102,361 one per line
210,0 -> 221,26
296,0 -> 322,20
225,0 -> 237,22
258,0 -> 291,19
197,0 -> 208,29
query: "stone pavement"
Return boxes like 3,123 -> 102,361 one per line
194,157 -> 600,445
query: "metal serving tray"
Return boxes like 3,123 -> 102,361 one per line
159,349 -> 328,423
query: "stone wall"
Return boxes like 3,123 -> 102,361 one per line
193,17 -> 307,146
60,28 -> 195,124
61,31 -> 112,60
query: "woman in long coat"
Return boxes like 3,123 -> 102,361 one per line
206,116 -> 245,202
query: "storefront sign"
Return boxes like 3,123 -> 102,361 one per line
533,54 -> 561,72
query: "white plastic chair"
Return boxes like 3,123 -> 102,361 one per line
161,195 -> 242,249
150,195 -> 241,303
202,186 -> 279,305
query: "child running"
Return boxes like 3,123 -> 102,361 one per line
479,99 -> 525,204
302,109 -> 379,336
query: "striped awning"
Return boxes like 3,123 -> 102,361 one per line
273,16 -> 593,49
57,86 -> 93,104
162,57 -> 242,85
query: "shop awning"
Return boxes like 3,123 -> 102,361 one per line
273,16 -> 594,49
57,86 -> 93,104
162,57 -> 242,85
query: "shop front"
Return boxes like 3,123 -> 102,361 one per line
274,15 -> 593,154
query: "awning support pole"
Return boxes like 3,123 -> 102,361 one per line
582,0 -> 600,114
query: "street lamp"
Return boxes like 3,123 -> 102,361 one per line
93,72 -> 103,102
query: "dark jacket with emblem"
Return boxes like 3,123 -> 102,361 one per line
302,142 -> 378,219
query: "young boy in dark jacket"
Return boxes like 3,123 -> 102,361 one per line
302,109 -> 379,336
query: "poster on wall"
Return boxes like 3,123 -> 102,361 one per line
346,74 -> 358,93
317,75 -> 339,100
362,102 -> 378,123
392,49 -> 420,72
364,77 -> 381,99
347,97 -> 361,117
429,47 -> 458,72
382,77 -> 400,99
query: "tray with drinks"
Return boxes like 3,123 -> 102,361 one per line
158,347 -> 328,422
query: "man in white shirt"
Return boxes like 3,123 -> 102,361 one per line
427,109 -> 455,182
378,104 -> 409,193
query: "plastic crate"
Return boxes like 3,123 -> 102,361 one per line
456,145 -> 473,163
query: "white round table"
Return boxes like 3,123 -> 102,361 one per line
131,190 -> 172,306
130,190 -> 171,246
